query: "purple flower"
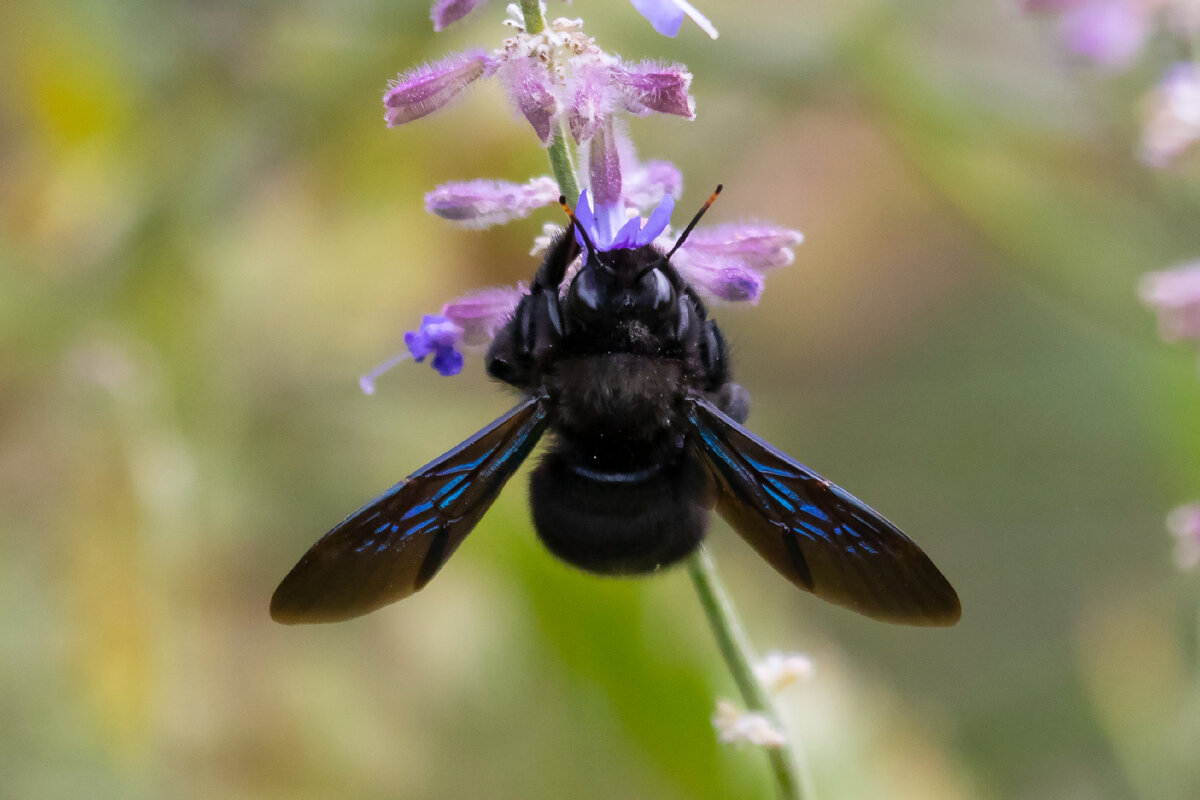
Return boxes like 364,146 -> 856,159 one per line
565,59 -> 619,144
497,56 -> 560,145
359,315 -> 466,392
622,159 -> 683,209
674,255 -> 766,303
1167,504 -> 1200,570
680,224 -> 805,270
672,222 -> 804,303
384,50 -> 498,127
574,188 -> 676,252
1140,62 -> 1200,167
430,0 -> 489,31
1058,0 -> 1150,70
442,285 -> 527,345
1139,260 -> 1200,342
614,61 -> 695,119
427,0 -> 718,39
629,0 -> 719,39
425,177 -> 560,228
405,314 -> 465,376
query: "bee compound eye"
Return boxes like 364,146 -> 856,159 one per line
567,266 -> 606,323
636,269 -> 674,311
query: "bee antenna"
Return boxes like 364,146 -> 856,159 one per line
559,195 -> 603,269
661,184 -> 722,263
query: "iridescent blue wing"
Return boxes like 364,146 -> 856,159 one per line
686,395 -> 960,626
271,394 -> 550,624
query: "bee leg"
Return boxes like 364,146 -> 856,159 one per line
486,227 -> 578,389
534,226 -> 581,292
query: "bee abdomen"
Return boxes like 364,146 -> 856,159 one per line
529,450 -> 710,575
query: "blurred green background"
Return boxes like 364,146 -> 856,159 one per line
4,0 -> 1200,798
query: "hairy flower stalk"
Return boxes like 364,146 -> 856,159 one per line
687,548 -> 813,800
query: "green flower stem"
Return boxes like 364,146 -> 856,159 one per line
519,0 -> 544,34
548,127 -> 580,206
520,0 -> 581,204
686,547 -> 812,800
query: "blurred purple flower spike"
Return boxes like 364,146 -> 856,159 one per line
675,257 -> 765,303
1058,0 -> 1150,70
681,223 -> 805,270
384,50 -> 498,126
427,0 -> 717,39
1140,62 -> 1200,167
673,222 -> 804,303
629,0 -> 719,39
442,285 -> 527,345
1140,260 -> 1200,343
426,177 -> 560,227
431,0 -> 489,31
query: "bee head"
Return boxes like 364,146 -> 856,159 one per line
556,186 -> 722,335
565,245 -> 676,328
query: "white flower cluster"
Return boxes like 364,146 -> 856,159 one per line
711,651 -> 814,749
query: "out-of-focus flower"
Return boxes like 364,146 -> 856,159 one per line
1139,62 -> 1200,167
712,700 -> 787,748
672,222 -> 804,304
1021,0 -> 1153,71
425,177 -> 561,228
630,0 -> 719,39
753,652 -> 815,692
384,50 -> 499,126
673,256 -> 765,303
1139,260 -> 1200,342
1059,0 -> 1151,69
431,0 -> 490,31
1167,504 -> 1200,570
442,285 -> 528,345
428,0 -> 718,39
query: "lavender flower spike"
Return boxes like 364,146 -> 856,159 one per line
673,254 -> 765,303
680,223 -> 805,271
630,0 -> 719,40
671,221 -> 804,303
430,0 -> 489,31
426,176 -> 559,228
384,50 -> 498,127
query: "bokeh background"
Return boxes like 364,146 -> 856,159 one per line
4,0 -> 1200,798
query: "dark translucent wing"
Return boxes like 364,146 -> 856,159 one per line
271,394 -> 549,624
686,395 -> 960,626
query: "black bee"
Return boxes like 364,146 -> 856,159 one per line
271,188 -> 960,627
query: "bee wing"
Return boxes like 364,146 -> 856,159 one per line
271,394 -> 550,624
686,395 -> 960,627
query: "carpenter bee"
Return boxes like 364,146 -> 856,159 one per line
271,188 -> 960,627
